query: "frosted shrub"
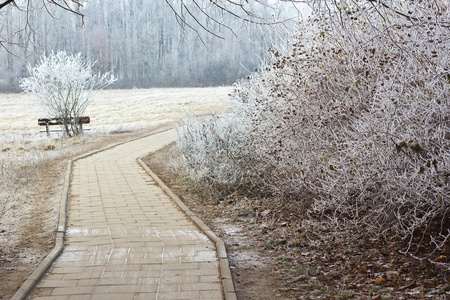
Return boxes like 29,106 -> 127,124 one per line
306,1 -> 450,253
249,16 -> 448,252
176,0 -> 450,256
175,111 -> 258,193
232,38 -> 374,200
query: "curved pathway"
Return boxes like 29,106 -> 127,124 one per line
29,130 -> 224,300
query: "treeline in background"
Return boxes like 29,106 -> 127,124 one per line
0,0 -> 281,91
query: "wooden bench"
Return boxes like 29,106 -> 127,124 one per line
38,117 -> 90,136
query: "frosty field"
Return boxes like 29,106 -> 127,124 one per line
0,87 -> 229,134
0,87 -> 230,299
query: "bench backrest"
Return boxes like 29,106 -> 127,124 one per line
38,117 -> 90,126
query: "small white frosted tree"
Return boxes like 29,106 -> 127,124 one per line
20,51 -> 116,137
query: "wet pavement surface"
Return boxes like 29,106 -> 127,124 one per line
29,130 -> 223,300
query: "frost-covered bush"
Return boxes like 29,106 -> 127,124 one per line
20,51 -> 116,137
175,111 -> 258,193
306,1 -> 449,250
176,0 -> 450,255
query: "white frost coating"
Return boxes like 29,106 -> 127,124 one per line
174,0 -> 450,262
19,51 -> 116,137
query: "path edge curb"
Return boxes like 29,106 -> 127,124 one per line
11,126 -> 173,300
138,158 -> 237,300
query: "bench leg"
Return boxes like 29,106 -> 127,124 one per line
46,124 -> 50,136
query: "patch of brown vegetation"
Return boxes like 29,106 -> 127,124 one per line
0,159 -> 63,299
143,143 -> 450,300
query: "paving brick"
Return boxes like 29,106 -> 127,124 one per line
180,282 -> 222,291
91,294 -> 136,300
133,293 -> 157,300
34,296 -> 68,300
200,290 -> 224,299
93,286 -> 117,294
51,286 -> 94,296
158,291 -> 201,300
115,284 -> 158,293
99,271 -> 123,278
38,279 -> 78,288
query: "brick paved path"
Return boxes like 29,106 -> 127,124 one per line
29,130 -> 223,300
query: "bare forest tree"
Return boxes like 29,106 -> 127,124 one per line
164,0 -> 304,40
0,0 -> 83,47
0,0 -> 276,90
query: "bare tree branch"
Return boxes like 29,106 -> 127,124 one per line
0,0 -> 15,10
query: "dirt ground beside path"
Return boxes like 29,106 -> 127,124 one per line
0,159 -> 64,300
